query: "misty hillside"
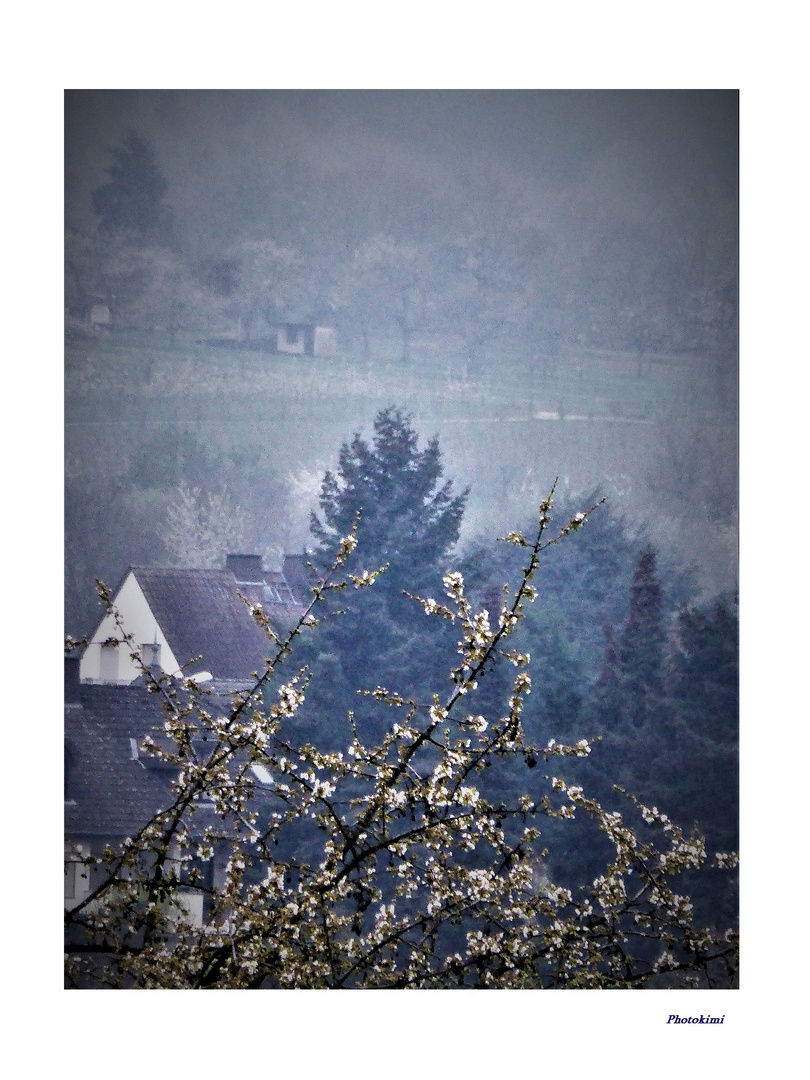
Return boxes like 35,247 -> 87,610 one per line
64,90 -> 737,637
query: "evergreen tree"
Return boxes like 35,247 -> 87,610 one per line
669,594 -> 738,746
513,603 -> 588,745
580,566 -> 738,929
619,545 -> 665,728
91,130 -> 173,241
589,621 -> 626,731
302,408 -> 468,729
662,596 -> 739,847
310,407 -> 468,598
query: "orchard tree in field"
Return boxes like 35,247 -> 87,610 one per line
65,485 -> 738,989
227,238 -> 312,340
103,243 -> 214,339
92,130 -> 173,242
332,235 -> 437,364
440,226 -> 531,374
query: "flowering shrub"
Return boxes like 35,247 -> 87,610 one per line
64,487 -> 738,988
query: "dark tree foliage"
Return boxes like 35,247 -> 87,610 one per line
589,622 -> 625,731
302,408 -> 469,731
575,566 -> 738,928
409,499 -> 734,917
583,545 -> 667,742
311,407 -> 468,587
669,595 -> 738,746
91,130 -> 173,240
661,595 -> 739,843
618,546 -> 666,729
464,495 -> 647,677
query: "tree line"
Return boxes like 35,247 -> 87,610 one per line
66,130 -> 737,362
295,410 -> 738,929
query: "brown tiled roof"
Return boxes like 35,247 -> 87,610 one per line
132,567 -> 303,680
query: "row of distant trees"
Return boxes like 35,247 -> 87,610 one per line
66,131 -> 737,361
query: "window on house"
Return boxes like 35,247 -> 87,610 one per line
99,643 -> 119,683
65,845 -> 89,901
64,861 -> 77,899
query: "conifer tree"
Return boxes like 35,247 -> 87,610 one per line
91,130 -> 173,241
303,408 -> 469,720
590,621 -> 626,730
310,407 -> 468,585
669,595 -> 738,745
619,545 -> 665,728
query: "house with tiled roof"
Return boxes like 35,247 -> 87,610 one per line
80,553 -> 307,687
64,655 -> 277,924
68,554 -> 316,926
64,655 -> 179,910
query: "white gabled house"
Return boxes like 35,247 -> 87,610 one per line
80,553 -> 307,686
81,569 -> 182,684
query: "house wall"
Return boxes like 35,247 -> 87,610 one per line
313,326 -> 337,356
80,571 -> 182,684
64,836 -> 204,927
64,840 -> 93,910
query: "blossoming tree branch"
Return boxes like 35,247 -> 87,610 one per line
64,480 -> 738,989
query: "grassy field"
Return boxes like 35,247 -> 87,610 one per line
66,331 -> 730,424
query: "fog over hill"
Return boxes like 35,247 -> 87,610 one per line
65,90 -> 737,635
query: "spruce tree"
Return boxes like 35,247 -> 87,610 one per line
302,408 -> 468,728
310,407 -> 468,597
91,130 -> 173,241
619,545 -> 665,728
669,595 -> 738,745
590,621 -> 626,731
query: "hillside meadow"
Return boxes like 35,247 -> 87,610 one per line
66,331 -> 737,631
